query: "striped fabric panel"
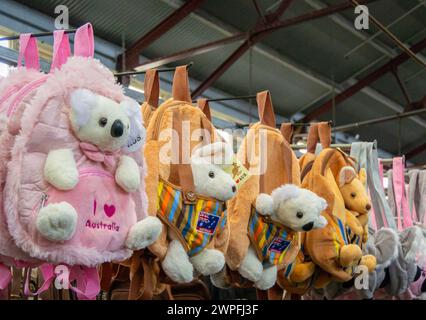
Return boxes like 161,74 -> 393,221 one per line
346,226 -> 362,247
157,180 -> 227,257
249,207 -> 296,266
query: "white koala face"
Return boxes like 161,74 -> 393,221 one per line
69,89 -> 144,152
271,185 -> 328,232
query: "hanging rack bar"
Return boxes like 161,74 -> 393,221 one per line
195,94 -> 257,103
0,28 -> 78,41
290,143 -> 351,150
332,108 -> 426,133
114,62 -> 193,77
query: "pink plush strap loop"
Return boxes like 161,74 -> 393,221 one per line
50,30 -> 71,71
74,23 -> 94,58
0,263 -> 12,290
69,266 -> 100,300
17,34 -> 40,70
23,264 -> 55,296
393,157 -> 413,230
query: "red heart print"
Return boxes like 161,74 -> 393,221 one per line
103,204 -> 116,218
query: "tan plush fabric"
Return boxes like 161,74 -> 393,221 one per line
226,123 -> 300,270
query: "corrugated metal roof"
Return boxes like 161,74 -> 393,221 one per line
10,0 -> 426,163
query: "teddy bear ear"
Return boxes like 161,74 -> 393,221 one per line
69,88 -> 97,128
120,98 -> 145,153
339,166 -> 356,187
271,184 -> 300,203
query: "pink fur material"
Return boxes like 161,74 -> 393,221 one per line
0,67 -> 46,266
4,57 -> 148,266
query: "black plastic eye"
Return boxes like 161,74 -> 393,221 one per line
99,117 -> 108,127
208,171 -> 215,178
296,212 -> 303,219
351,192 -> 356,198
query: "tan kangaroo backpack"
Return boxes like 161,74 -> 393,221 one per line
140,69 -> 159,127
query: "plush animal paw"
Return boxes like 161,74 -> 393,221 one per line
210,267 -> 231,289
162,240 -> 194,283
36,202 -> 77,241
360,254 -> 377,273
255,193 -> 274,216
44,149 -> 79,190
238,247 -> 263,282
290,261 -> 316,283
125,216 -> 163,250
339,244 -> 363,267
190,249 -> 225,276
115,155 -> 141,193
254,265 -> 277,290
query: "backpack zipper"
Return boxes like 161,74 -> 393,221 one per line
6,75 -> 49,118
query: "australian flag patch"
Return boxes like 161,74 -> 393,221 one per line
268,237 -> 291,254
196,211 -> 220,235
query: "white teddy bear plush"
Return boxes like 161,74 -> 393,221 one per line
161,141 -> 237,283
36,88 -> 162,250
237,184 -> 328,290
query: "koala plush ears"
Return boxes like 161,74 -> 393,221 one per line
271,184 -> 301,204
69,88 -> 97,129
192,142 -> 233,166
339,166 -> 357,187
69,89 -> 145,153
120,98 -> 145,153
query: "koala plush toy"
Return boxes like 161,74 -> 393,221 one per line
161,142 -> 237,283
37,89 -> 162,251
237,184 -> 328,290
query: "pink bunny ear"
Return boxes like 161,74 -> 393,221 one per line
339,166 -> 356,187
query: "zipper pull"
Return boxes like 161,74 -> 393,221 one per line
40,194 -> 48,209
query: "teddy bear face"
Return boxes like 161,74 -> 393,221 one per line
69,89 -> 143,153
339,167 -> 371,215
270,185 -> 328,232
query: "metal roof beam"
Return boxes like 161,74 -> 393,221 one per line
301,37 -> 426,122
118,0 -> 205,70
405,142 -> 426,160
191,0 -> 295,99
135,0 -> 377,72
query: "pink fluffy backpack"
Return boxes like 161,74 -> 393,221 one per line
0,31 -> 72,291
2,24 -> 161,298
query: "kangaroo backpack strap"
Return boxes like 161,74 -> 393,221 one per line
306,123 -> 319,154
128,250 -> 156,300
392,157 -> 413,230
74,23 -> 94,58
172,66 -> 191,103
169,108 -> 196,204
144,69 -> 159,109
17,33 -> 39,70
50,30 -> 71,71
280,123 -> 294,144
198,98 -> 212,122
318,121 -> 331,149
257,91 -> 276,128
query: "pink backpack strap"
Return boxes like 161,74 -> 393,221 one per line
69,266 -> 100,300
23,264 -> 55,296
74,23 -> 94,58
392,157 -> 413,230
50,30 -> 71,71
17,33 -> 40,70
0,263 -> 12,290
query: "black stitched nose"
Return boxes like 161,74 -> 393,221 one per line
302,222 -> 314,231
111,120 -> 124,137
232,185 -> 236,193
